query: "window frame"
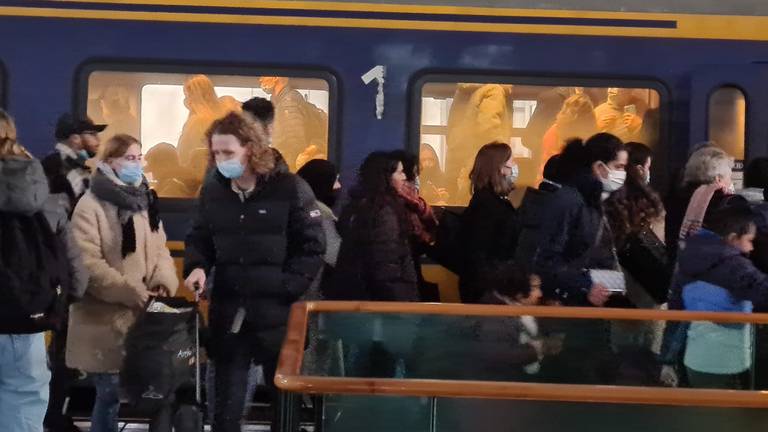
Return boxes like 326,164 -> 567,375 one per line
73,59 -> 341,165
408,71 -> 672,197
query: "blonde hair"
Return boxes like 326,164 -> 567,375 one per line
0,110 -> 31,159
683,145 -> 734,186
206,112 -> 275,176
99,134 -> 141,161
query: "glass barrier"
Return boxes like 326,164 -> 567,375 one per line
302,311 -> 764,389
276,302 -> 768,432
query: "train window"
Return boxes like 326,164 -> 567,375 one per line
708,86 -> 746,188
418,81 -> 661,206
85,70 -> 331,198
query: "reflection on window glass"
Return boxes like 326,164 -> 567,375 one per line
86,71 -> 330,197
708,86 -> 746,163
419,82 -> 661,206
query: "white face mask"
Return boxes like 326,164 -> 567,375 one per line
601,168 -> 626,193
506,164 -> 519,185
645,170 -> 651,184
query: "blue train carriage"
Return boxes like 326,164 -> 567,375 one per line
0,0 -> 767,302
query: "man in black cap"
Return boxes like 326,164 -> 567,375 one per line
41,114 -> 105,215
78,117 -> 107,158
41,114 -> 103,432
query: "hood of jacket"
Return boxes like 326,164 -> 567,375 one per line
0,157 -> 49,215
679,229 -> 743,277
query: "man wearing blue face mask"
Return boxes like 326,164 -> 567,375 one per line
42,114 -> 106,216
184,112 -> 325,432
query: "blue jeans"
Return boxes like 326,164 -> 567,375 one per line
0,333 -> 51,432
90,373 -> 120,432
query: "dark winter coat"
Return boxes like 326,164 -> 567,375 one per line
514,184 -> 560,272
459,188 -> 520,303
533,177 -> 616,305
184,163 -> 326,332
668,229 -> 768,312
660,229 -> 768,364
330,196 -> 419,302
616,227 -> 671,305
0,158 -> 86,333
736,197 -> 768,285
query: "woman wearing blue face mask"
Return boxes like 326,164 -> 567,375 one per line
459,142 -> 521,303
67,134 -> 178,432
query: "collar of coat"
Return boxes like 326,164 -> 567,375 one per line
210,159 -> 289,199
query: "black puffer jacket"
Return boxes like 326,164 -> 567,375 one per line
459,188 -> 520,303
330,196 -> 418,301
533,176 -> 616,305
184,163 -> 326,330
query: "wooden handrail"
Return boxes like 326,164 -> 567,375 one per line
276,376 -> 768,408
303,300 -> 768,324
274,301 -> 768,408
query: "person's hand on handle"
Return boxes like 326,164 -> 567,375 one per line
660,365 -> 679,387
185,268 -> 207,297
587,284 -> 611,307
151,285 -> 171,297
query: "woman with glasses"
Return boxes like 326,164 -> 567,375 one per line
459,142 -> 521,303
67,134 -> 178,432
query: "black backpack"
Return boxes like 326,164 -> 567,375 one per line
426,207 -> 465,275
514,187 -> 555,272
0,211 -> 69,333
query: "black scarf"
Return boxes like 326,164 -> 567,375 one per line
90,168 -> 160,257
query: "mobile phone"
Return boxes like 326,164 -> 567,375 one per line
624,104 -> 637,115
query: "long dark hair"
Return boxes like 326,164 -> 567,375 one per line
604,143 -> 664,246
604,172 -> 665,247
344,151 -> 412,239
389,149 -> 419,182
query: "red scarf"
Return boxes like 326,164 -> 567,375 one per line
397,182 -> 438,245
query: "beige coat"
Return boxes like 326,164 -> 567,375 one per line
66,190 -> 178,373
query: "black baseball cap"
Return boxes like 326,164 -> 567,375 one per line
77,117 -> 107,134
55,114 -> 107,141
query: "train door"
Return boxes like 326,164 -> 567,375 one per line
689,64 -> 768,188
